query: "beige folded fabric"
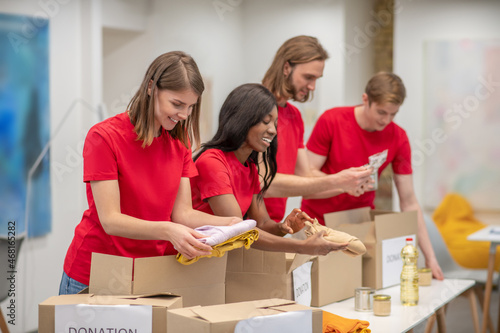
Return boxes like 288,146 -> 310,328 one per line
304,219 -> 366,257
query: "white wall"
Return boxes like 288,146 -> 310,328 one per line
241,0 -> 345,119
0,1 -> 378,330
239,0 -> 375,213
102,0 -> 245,139
393,0 -> 500,215
0,0 -> 93,331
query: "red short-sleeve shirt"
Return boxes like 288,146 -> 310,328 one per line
301,106 -> 412,224
63,112 -> 198,285
191,149 -> 261,217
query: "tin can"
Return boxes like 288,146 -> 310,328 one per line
355,287 -> 374,312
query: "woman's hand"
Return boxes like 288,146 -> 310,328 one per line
164,223 -> 213,259
298,231 -> 349,255
426,256 -> 445,280
280,208 -> 314,234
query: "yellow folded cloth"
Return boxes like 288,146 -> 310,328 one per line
176,229 -> 259,265
304,219 -> 366,257
323,310 -> 371,333
433,193 -> 500,270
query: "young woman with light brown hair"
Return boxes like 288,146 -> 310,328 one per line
60,51 -> 240,295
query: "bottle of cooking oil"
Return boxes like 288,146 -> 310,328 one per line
400,237 -> 419,306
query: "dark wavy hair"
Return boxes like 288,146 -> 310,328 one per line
194,83 -> 278,200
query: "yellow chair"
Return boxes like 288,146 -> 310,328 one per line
424,214 -> 496,333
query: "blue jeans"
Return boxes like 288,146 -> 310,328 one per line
59,271 -> 88,295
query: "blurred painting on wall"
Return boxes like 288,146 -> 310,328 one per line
423,39 -> 500,211
0,13 -> 51,237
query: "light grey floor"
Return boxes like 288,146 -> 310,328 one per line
413,287 -> 499,333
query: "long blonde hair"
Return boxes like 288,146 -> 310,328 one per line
127,51 -> 204,148
262,35 -> 329,102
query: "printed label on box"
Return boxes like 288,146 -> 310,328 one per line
292,261 -> 313,306
234,310 -> 313,333
382,234 -> 416,288
55,304 -> 152,333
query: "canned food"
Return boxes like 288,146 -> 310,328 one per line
355,287 -> 374,312
418,268 -> 432,286
373,294 -> 391,316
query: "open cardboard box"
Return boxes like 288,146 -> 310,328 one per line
225,247 -> 361,306
310,251 -> 362,307
89,252 -> 227,306
167,298 -> 322,333
225,248 -> 312,303
324,207 -> 418,290
39,293 -> 182,333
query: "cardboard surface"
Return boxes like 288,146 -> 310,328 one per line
225,248 -> 312,303
310,251 -> 362,307
89,253 -> 227,306
39,293 -> 182,333
167,298 -> 322,333
324,207 -> 418,289
225,246 -> 361,306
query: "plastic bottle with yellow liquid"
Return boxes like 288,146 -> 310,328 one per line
400,237 -> 419,306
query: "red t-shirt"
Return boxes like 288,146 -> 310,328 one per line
264,103 -> 305,222
63,112 -> 198,285
191,149 -> 261,217
301,106 -> 412,224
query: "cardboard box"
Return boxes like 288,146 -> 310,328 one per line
324,207 -> 418,290
310,251 -> 362,307
167,298 -> 322,333
225,248 -> 312,303
39,293 -> 181,333
89,252 -> 227,306
225,247 -> 361,306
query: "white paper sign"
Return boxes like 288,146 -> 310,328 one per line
381,234 -> 416,288
55,304 -> 152,333
234,310 -> 312,333
292,261 -> 313,306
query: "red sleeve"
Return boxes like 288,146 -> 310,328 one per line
196,152 -> 233,201
83,127 -> 117,182
392,129 -> 413,175
251,164 -> 261,195
297,110 -> 305,149
306,111 -> 332,156
182,146 -> 198,178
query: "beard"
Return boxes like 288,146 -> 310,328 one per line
287,72 -> 310,102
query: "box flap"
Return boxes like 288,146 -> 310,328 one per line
188,299 -> 294,322
269,303 -> 317,313
286,253 -> 313,274
113,292 -> 180,299
324,207 -> 372,228
39,294 -> 92,305
89,253 -> 133,295
373,210 -> 418,241
39,293 -> 181,308
133,254 -> 226,294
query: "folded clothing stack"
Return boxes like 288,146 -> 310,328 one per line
176,219 -> 259,265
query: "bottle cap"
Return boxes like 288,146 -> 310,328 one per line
406,237 -> 413,241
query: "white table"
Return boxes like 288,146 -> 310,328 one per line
320,279 -> 475,333
468,225 -> 500,333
